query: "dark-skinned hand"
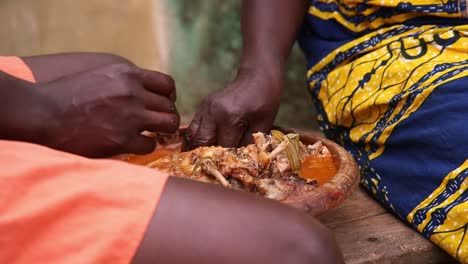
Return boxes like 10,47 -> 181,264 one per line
183,70 -> 282,151
35,63 -> 179,157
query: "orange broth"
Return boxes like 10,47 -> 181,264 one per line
114,143 -> 181,166
299,154 -> 339,185
115,143 -> 339,185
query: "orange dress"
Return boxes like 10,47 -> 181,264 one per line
0,57 -> 169,264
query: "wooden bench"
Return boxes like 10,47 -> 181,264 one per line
318,188 -> 457,263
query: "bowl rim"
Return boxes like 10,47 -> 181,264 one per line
136,126 -> 360,216
280,127 -> 360,215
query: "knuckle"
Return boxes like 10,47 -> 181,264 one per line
230,118 -> 248,130
206,98 -> 227,113
222,107 -> 245,123
114,83 -> 135,98
106,62 -> 130,72
116,79 -> 140,98
106,63 -> 137,78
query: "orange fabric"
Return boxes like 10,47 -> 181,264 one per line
0,56 -> 36,82
0,140 -> 169,264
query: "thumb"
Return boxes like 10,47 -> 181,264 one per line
217,119 -> 247,147
182,113 -> 217,151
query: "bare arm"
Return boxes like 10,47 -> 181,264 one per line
133,177 -> 344,264
239,0 -> 309,84
0,54 -> 178,157
183,0 -> 308,150
0,72 -> 52,143
0,52 -> 134,143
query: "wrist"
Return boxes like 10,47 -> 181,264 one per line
10,83 -> 57,146
237,57 -> 285,93
29,84 -> 60,147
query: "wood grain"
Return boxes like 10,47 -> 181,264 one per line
319,188 -> 456,264
281,128 -> 361,215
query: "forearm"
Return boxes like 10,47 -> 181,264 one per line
0,52 -> 124,145
133,177 -> 344,264
0,72 -> 51,143
23,52 -> 132,83
239,0 -> 308,82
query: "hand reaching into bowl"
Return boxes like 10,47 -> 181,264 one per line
183,68 -> 282,151
183,0 -> 307,151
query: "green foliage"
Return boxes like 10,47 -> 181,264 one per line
168,0 -> 319,131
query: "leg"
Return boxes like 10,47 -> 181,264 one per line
133,177 -> 344,264
23,52 -> 132,83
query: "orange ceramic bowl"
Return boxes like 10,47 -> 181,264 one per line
280,128 -> 360,215
115,127 -> 360,216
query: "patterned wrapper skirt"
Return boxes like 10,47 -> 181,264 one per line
299,0 -> 468,261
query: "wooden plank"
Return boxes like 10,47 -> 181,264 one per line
319,188 -> 455,264
318,188 -> 386,226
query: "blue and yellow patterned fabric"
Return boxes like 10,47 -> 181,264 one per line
298,0 -> 468,262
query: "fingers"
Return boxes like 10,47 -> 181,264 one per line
217,120 -> 247,148
133,67 -> 178,116
141,110 -> 180,134
182,112 -> 201,151
136,89 -> 176,113
124,134 -> 156,155
99,64 -> 176,101
137,68 -> 176,100
190,117 -> 217,147
122,109 -> 180,155
185,119 -> 271,150
182,114 -> 217,151
240,122 -> 273,146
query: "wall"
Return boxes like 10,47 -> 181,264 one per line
0,0 -> 319,131
0,0 -> 168,71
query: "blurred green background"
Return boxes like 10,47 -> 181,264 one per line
0,0 -> 319,131
169,1 -> 319,131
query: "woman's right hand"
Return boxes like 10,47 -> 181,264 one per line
183,67 -> 283,150
182,0 -> 308,151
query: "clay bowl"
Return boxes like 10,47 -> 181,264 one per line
117,127 -> 360,216
279,128 -> 360,215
